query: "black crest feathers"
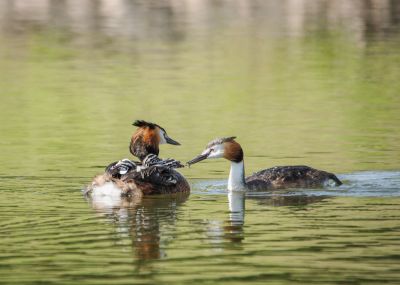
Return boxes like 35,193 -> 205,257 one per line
132,120 -> 159,129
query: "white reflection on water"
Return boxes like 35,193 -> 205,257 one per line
87,170 -> 400,256
228,190 -> 245,225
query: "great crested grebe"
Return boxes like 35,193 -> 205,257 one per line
86,120 -> 190,199
187,137 -> 342,191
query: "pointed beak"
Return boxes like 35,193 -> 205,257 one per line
165,135 -> 180,146
187,152 -> 209,166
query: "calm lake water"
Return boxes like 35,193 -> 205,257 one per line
1,1 -> 400,284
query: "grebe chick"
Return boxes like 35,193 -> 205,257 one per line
86,121 -> 190,198
187,137 -> 342,191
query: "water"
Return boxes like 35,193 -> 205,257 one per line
1,1 -> 400,284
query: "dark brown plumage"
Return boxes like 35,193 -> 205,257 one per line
223,140 -> 243,163
123,168 -> 190,195
245,165 -> 342,190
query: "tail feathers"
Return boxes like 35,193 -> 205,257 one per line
329,173 -> 343,186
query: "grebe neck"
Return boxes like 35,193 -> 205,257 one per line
228,160 -> 246,191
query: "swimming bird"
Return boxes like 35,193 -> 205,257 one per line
187,137 -> 342,191
86,121 -> 190,200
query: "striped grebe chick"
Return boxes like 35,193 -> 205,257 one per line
187,137 -> 342,191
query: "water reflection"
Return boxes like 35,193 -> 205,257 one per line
1,0 -> 399,44
225,191 -> 245,243
252,194 -> 329,207
89,193 -> 189,261
215,190 -> 329,245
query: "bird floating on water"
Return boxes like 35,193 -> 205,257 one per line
86,120 -> 190,201
187,137 -> 342,191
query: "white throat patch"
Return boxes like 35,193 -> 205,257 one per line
206,144 -> 225,159
158,129 -> 167,144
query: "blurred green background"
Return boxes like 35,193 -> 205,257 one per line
1,0 -> 400,180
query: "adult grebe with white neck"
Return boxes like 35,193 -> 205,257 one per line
187,137 -> 342,191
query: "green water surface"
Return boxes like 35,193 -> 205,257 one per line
1,1 -> 400,284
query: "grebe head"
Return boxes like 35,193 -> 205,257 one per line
187,137 -> 243,165
130,120 -> 180,160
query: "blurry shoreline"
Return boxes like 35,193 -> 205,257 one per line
1,0 -> 399,45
